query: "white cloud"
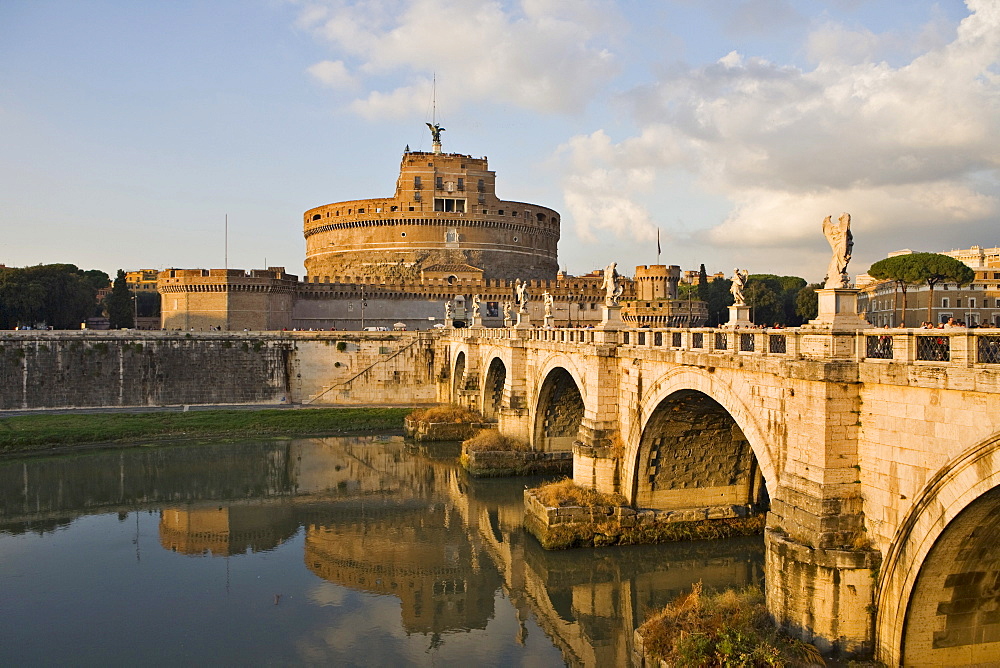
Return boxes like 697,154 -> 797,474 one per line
559,1 -> 1000,262
294,0 -> 621,117
307,60 -> 356,88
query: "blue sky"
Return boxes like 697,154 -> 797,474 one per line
1,0 -> 996,283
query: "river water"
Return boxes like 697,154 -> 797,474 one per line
0,435 -> 763,666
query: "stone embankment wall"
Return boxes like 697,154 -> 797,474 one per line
0,331 -> 442,411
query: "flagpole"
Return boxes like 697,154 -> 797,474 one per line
656,228 -> 661,265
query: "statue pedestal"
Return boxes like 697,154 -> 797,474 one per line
514,312 -> 531,329
596,305 -> 624,330
444,318 -> 454,329
503,317 -> 513,328
544,315 -> 554,328
805,288 -> 868,331
470,315 -> 484,329
725,305 -> 753,328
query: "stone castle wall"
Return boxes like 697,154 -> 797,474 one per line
0,331 -> 441,411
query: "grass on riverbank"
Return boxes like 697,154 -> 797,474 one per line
0,407 -> 411,454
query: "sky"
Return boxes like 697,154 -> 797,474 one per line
1,0 -> 997,284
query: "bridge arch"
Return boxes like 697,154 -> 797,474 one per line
452,350 -> 467,400
481,356 -> 506,421
532,355 -> 587,452
876,430 -> 1000,665
624,368 -> 777,509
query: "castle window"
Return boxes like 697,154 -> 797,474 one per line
512,236 -> 518,242
536,213 -> 545,223
457,178 -> 464,191
401,232 -> 406,237
498,209 -> 504,215
414,176 -> 422,190
435,176 -> 443,189
478,179 -> 484,192
511,211 -> 517,216
357,208 -> 365,213
390,205 -> 398,212
435,198 -> 466,213
312,214 -> 321,221
409,206 -> 415,211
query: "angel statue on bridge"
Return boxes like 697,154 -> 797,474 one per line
823,213 -> 853,289
602,262 -> 624,307
514,279 -> 529,314
730,268 -> 749,306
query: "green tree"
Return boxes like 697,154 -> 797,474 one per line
743,274 -> 807,326
697,264 -> 708,300
700,277 -> 733,326
105,269 -> 135,329
795,284 -> 820,322
0,264 -> 101,329
868,253 -> 974,325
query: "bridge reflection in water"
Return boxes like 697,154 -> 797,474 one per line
0,436 -> 762,665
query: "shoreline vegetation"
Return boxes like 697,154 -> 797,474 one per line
0,406 -> 411,455
636,583 -> 828,667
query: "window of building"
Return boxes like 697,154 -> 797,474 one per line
957,299 -> 962,307
357,208 -> 365,213
942,298 -> 950,308
312,214 -> 321,220
435,176 -> 443,189
414,176 -> 422,189
401,232 -> 406,237
498,209 -> 504,215
434,198 -> 466,213
478,179 -> 484,192
970,298 -> 976,308
457,178 -> 464,191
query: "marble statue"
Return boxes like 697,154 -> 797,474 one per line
515,279 -> 529,313
444,300 -> 453,320
503,300 -> 512,321
730,268 -> 749,306
543,291 -> 553,317
823,213 -> 853,289
472,294 -> 481,317
602,262 -> 623,306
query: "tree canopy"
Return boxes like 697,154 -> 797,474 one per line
0,264 -> 108,329
105,269 -> 135,329
868,253 -> 975,323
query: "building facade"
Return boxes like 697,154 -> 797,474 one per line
859,246 -> 1000,327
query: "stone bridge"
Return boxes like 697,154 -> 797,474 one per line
443,324 -> 1000,665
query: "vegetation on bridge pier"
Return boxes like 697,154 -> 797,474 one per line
635,583 -> 827,667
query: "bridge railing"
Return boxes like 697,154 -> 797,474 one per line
452,325 -> 1000,367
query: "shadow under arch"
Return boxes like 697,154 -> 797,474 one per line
876,430 -> 1000,666
533,367 -> 584,452
624,368 -> 778,508
452,351 -> 466,400
631,389 -> 769,514
481,357 -> 506,421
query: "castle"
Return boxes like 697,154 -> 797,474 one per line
159,129 -> 706,331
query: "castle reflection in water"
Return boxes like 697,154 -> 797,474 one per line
0,436 -> 762,666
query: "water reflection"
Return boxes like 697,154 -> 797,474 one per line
0,436 -> 762,666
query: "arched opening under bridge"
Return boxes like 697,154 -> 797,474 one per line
452,351 -> 466,400
634,389 -> 768,514
902,485 -> 1000,665
533,367 -> 584,452
482,358 -> 506,421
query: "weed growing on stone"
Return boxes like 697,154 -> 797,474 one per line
462,430 -> 529,452
638,582 -> 826,667
407,404 -> 483,424
531,477 -> 627,508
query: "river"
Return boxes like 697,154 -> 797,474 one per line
0,435 -> 763,666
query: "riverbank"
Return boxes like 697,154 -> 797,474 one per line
0,406 -> 411,455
